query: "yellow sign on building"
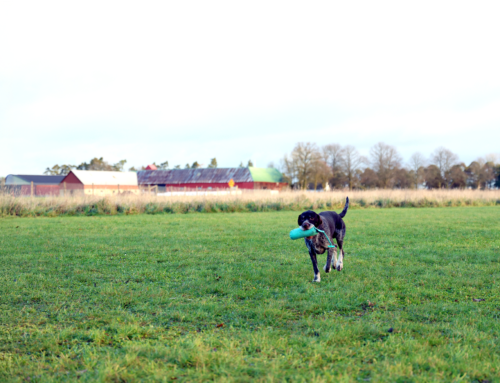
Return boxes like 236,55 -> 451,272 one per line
228,178 -> 235,188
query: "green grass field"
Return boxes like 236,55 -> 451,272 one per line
1,207 -> 500,382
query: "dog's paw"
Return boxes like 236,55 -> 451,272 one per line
313,274 -> 321,282
323,264 -> 331,273
336,261 -> 343,271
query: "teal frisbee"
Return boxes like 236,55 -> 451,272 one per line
289,227 -> 318,240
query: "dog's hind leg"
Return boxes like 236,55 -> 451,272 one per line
335,234 -> 345,271
305,239 -> 320,282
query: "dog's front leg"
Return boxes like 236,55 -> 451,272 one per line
324,247 -> 336,273
305,239 -> 320,282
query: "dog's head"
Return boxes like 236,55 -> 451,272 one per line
298,210 -> 323,231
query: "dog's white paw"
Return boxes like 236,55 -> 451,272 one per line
336,260 -> 343,271
313,274 -> 321,282
323,264 -> 331,273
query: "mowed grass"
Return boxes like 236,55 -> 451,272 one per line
1,208 -> 500,382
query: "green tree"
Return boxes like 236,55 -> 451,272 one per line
44,165 -> 61,175
494,164 -> 500,188
158,161 -> 169,170
447,164 -> 467,188
174,165 -> 181,169
77,157 -> 112,171
359,168 -> 379,189
392,168 -> 412,189
208,158 -> 217,168
239,161 -> 244,168
424,165 -> 444,189
44,164 -> 75,175
113,160 -> 127,172
191,161 -> 201,169
247,160 -> 254,167
60,165 -> 75,175
185,164 -> 191,169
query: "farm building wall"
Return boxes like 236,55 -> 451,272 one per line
5,174 -> 66,197
5,184 -> 61,197
59,172 -> 84,196
253,182 -> 288,191
81,184 -> 139,196
60,171 -> 140,196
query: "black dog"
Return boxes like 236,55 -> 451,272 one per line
297,197 -> 349,282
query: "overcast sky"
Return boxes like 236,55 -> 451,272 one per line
1,0 -> 499,175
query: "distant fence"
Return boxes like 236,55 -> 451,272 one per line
142,186 -> 246,196
0,183 -> 60,197
0,184 -> 278,197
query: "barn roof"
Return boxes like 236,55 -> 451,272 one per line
137,167 -> 284,184
6,174 -> 66,185
66,170 -> 138,186
248,167 -> 283,182
137,168 -> 254,184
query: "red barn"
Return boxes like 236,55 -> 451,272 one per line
5,174 -> 65,196
137,167 -> 287,191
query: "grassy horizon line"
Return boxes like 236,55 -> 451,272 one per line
1,189 -> 500,217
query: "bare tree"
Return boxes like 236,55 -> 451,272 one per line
311,160 -> 331,190
485,153 -> 499,164
322,144 -> 345,188
341,145 -> 366,190
370,142 -> 402,188
290,142 -> 321,189
408,152 -> 427,189
279,155 -> 296,187
431,147 -> 459,188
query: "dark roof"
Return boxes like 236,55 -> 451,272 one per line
6,174 -> 66,185
137,168 -> 254,185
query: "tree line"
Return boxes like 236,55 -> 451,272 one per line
43,158 -> 256,175
39,145 -> 500,190
44,158 -> 130,175
280,142 -> 500,190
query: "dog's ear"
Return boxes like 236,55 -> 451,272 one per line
297,214 -> 303,226
314,213 -> 323,226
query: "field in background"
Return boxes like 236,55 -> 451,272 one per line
1,207 -> 499,381
1,189 -> 500,217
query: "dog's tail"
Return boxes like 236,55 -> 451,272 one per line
339,197 -> 349,218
